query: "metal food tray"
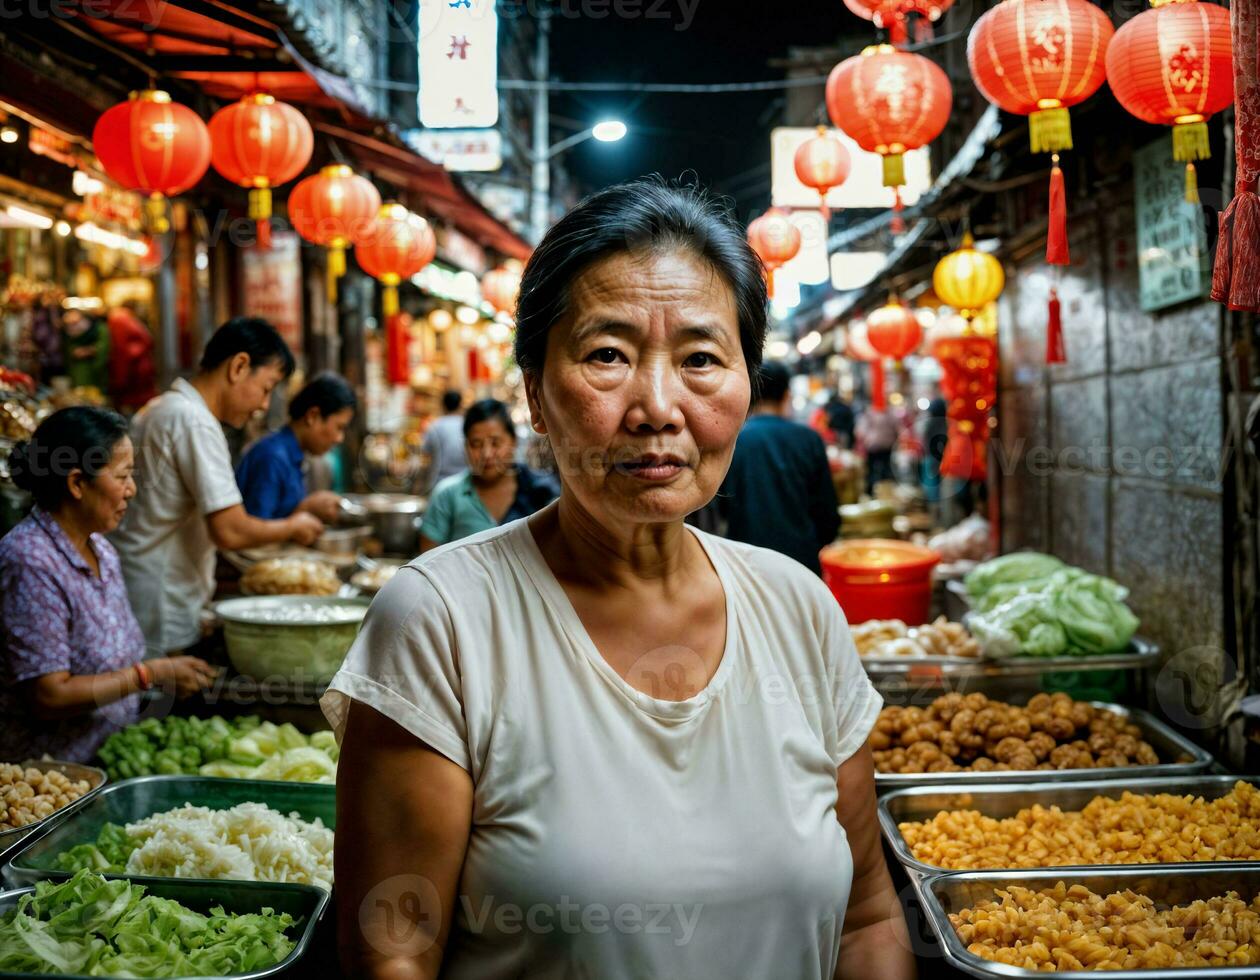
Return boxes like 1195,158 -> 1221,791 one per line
0,875 -> 328,980
922,865 -> 1260,979
4,775 -> 334,890
0,760 -> 106,866
880,774 -> 1260,879
860,636 -> 1160,678
875,702 -> 1213,791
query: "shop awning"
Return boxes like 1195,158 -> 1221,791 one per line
47,0 -> 531,259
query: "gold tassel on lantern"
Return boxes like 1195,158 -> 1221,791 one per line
1173,116 -> 1209,205
882,153 -> 905,188
382,275 -> 400,317
326,242 -> 346,304
248,186 -> 272,249
1029,102 -> 1073,154
145,193 -> 170,234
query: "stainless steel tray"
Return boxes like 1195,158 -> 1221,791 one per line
880,774 -> 1260,878
923,865 -> 1260,979
0,760 -> 106,865
875,702 -> 1213,791
860,636 -> 1160,678
0,875 -> 328,979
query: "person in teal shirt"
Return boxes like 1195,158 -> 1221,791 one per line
419,399 -> 558,551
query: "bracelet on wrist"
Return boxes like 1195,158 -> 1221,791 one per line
134,662 -> 152,691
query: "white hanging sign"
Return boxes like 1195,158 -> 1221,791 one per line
419,0 -> 499,129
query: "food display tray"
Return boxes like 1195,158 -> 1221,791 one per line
0,761 -> 106,866
879,774 -> 1260,879
921,865 -> 1260,979
859,636 -> 1160,678
874,702 -> 1213,792
3,776 -> 334,889
0,875 -> 328,980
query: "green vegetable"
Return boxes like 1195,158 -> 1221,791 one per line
253,747 -> 337,784
0,870 -> 297,976
964,552 -> 1067,608
52,823 -> 137,874
1053,574 -> 1139,653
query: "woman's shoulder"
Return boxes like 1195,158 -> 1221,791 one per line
0,514 -> 57,574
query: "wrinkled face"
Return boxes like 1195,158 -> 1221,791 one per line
72,437 -> 136,534
465,418 -> 516,481
224,355 -> 286,428
300,406 -> 354,456
525,248 -> 751,527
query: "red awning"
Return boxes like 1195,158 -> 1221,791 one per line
60,0 -> 531,259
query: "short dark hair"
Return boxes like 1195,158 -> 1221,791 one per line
7,406 -> 130,511
442,389 -> 463,413
463,399 -> 515,440
289,372 -> 357,421
755,361 -> 791,404
200,317 -> 295,377
513,177 -> 767,386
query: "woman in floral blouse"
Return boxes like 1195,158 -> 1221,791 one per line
0,407 -> 218,762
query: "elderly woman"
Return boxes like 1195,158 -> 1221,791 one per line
0,407 -> 218,762
419,398 -> 558,552
322,181 -> 912,980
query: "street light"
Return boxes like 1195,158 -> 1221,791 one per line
592,120 -> 627,143
531,119 -> 629,242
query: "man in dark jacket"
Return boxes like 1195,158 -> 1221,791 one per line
716,362 -> 841,575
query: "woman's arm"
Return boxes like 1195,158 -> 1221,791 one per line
834,744 -> 916,980
25,657 -> 220,719
336,701 -> 474,980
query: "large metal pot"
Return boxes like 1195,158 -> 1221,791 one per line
341,493 -> 425,556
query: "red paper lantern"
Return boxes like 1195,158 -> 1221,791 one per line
208,93 -> 314,248
481,264 -> 523,316
968,0 -> 1113,266
747,208 -> 802,299
1106,0 -> 1233,203
826,45 -> 951,228
794,127 -> 851,221
866,300 -> 923,360
842,0 -> 955,43
288,164 -> 381,302
93,90 -> 211,233
355,204 -> 437,317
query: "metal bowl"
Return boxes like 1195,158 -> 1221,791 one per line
213,595 -> 369,685
0,760 -> 107,866
341,493 -> 426,556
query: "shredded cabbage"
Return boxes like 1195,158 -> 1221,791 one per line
0,870 -> 297,976
54,803 -> 333,891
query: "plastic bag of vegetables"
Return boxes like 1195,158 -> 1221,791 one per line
967,593 -> 1069,658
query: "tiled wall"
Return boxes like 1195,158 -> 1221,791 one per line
996,185 -> 1226,669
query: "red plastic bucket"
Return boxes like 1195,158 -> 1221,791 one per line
819,539 -> 941,625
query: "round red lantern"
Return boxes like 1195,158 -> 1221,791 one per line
826,45 -> 951,224
481,264 -> 523,316
794,127 -> 851,221
968,0 -> 1114,153
842,0 -> 955,43
208,93 -> 314,248
288,164 -> 381,301
1106,0 -> 1233,203
355,204 -> 437,317
93,90 -> 211,233
747,208 -> 802,299
866,299 -> 923,360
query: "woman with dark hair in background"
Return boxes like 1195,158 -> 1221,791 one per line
328,178 -> 911,980
0,408 -> 217,762
418,398 -> 558,552
236,372 -> 357,522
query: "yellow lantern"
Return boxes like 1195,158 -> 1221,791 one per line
932,233 -> 1004,321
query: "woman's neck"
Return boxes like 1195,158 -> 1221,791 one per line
536,494 -> 691,588
49,506 -> 98,570
471,466 -> 514,489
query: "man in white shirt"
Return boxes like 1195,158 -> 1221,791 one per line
112,318 -> 323,655
420,389 -> 467,493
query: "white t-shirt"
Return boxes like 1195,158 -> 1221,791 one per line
111,378 -> 242,653
321,514 -> 882,980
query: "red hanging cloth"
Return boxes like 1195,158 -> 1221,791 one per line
1210,0 -> 1260,311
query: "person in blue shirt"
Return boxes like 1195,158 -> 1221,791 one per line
236,372 -> 357,522
715,361 -> 840,575
419,398 -> 558,552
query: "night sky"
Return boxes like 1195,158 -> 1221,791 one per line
546,0 -> 865,223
